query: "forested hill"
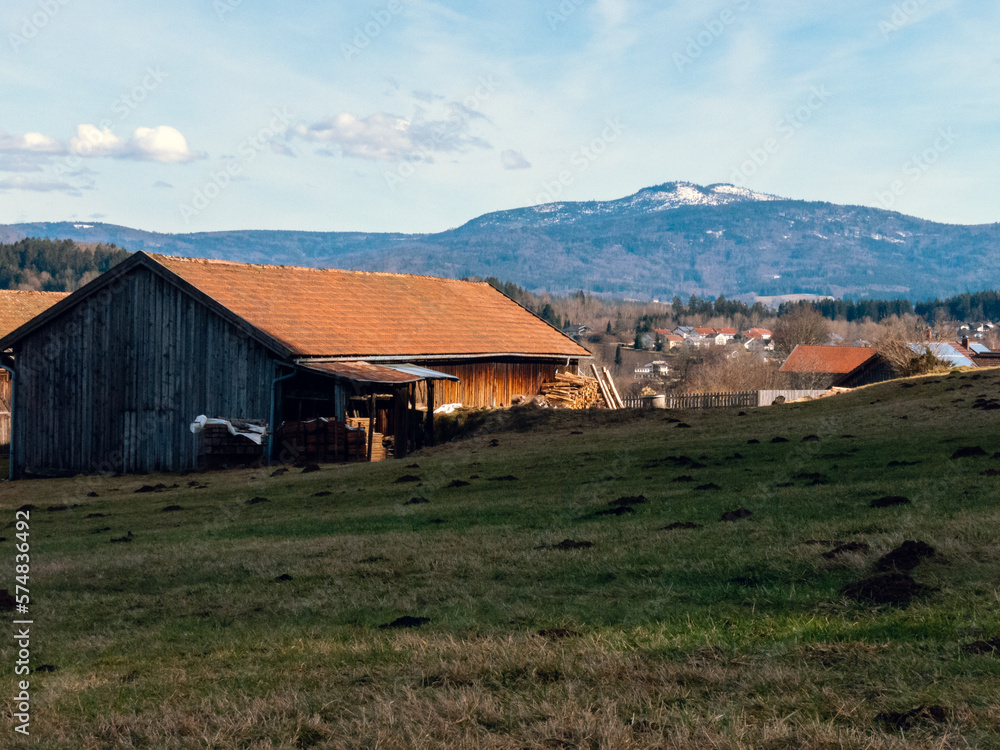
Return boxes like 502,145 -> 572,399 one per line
0,238 -> 130,292
3,181 -> 1000,299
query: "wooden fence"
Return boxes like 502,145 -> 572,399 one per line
621,389 -> 829,410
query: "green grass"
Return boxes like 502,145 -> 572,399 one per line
2,368 -> 1000,748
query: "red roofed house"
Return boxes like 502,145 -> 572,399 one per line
0,253 -> 591,476
653,330 -> 683,349
779,345 -> 893,389
0,290 -> 70,456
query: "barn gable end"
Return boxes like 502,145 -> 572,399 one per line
10,263 -> 278,475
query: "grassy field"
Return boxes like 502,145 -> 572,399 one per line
2,368 -> 1000,749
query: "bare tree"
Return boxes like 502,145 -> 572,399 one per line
771,307 -> 830,357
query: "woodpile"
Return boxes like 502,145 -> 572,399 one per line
198,423 -> 264,469
275,418 -> 369,463
539,372 -> 606,408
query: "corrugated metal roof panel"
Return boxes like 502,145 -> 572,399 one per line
298,361 -> 424,384
384,364 -> 460,381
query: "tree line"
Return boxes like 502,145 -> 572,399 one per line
0,238 -> 130,292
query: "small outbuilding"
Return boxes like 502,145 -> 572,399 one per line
0,253 -> 590,476
779,345 -> 893,389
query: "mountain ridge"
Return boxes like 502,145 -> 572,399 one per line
3,181 -> 998,300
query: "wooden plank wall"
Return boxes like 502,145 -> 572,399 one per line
12,266 -> 277,476
414,360 -> 563,408
0,370 -> 10,455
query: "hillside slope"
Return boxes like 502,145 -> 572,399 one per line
3,181 -> 1000,299
3,369 -> 1000,748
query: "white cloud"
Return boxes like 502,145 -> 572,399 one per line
500,149 -> 531,170
69,124 -> 203,162
70,124 -> 124,158
294,105 -> 491,162
0,175 -> 85,195
0,130 -> 64,153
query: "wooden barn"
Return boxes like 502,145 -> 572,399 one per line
0,290 -> 70,457
0,252 -> 590,477
779,345 -> 893,389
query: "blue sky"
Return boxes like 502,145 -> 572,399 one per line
1,0 -> 996,233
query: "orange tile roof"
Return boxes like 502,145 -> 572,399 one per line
0,290 -> 70,338
779,345 -> 878,374
148,254 -> 590,359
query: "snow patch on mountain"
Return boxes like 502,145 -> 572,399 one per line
469,181 -> 784,229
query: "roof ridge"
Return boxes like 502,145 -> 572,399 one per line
147,252 -> 487,284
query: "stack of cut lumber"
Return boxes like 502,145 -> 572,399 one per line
539,372 -> 605,408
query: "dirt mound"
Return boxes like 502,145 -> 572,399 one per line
46,505 -> 70,512
877,704 -> 948,730
405,463 -> 419,468
135,484 -> 168,493
841,572 -> 931,604
84,513 -> 106,519
161,505 -> 183,512
662,522 -> 703,530
673,475 -> 694,482
951,446 -> 988,459
246,496 -> 269,505
90,527 -> 111,534
544,539 -> 594,551
394,475 -> 421,483
802,435 -> 820,442
17,504 -> 37,512
0,589 -> 15,611
109,532 -> 134,544
822,541 -> 870,559
270,468 -> 287,477
747,439 -> 760,444
721,507 -> 753,521
379,615 -> 430,629
870,495 -> 910,508
770,436 -> 789,443
676,423 -> 692,428
609,495 -> 647,507
593,506 -> 634,517
887,460 -> 921,467
695,483 -> 721,491
446,479 -> 470,488
86,491 -> 99,498
274,573 -> 293,582
488,475 -> 519,481
312,491 -> 332,497
404,497 -> 429,505
301,464 -> 321,473
537,628 -> 581,639
961,637 -> 1000,654
876,540 -> 936,572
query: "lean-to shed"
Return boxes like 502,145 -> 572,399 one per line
0,252 -> 590,476
0,290 -> 69,456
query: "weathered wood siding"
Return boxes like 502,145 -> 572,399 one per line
0,370 -> 10,455
12,266 -> 277,475
415,360 -> 564,408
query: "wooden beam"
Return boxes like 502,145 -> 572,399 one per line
591,363 -> 616,409
367,393 -> 375,462
603,367 -> 625,409
424,379 -> 435,446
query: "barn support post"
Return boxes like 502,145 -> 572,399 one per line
366,393 -> 376,462
424,379 -> 435,447
393,385 -> 408,459
268,363 -> 296,465
1,355 -> 15,480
